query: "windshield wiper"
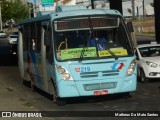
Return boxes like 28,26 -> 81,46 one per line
79,31 -> 91,63
79,17 -> 93,63
107,49 -> 118,60
79,46 -> 87,63
103,42 -> 118,60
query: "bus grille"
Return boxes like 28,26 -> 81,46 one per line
80,70 -> 119,78
83,82 -> 117,91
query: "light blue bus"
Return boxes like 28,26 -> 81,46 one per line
18,5 -> 137,105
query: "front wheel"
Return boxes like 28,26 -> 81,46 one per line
52,86 -> 67,106
140,69 -> 149,83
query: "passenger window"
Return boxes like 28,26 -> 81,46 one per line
31,38 -> 36,50
30,23 -> 37,51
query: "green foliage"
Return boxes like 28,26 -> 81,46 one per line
127,8 -> 132,14
1,0 -> 29,23
150,3 -> 154,7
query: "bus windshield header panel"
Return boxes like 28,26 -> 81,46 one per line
54,16 -> 119,31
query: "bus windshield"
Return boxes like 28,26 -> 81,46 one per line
54,16 -> 133,61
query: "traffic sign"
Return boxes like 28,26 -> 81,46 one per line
42,0 -> 54,6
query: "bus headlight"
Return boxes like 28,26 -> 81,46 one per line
126,60 -> 136,76
61,73 -> 70,80
57,65 -> 66,74
56,65 -> 71,80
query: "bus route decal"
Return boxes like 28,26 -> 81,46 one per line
98,49 -> 128,57
61,47 -> 96,60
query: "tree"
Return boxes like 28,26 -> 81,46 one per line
127,8 -> 132,15
150,3 -> 154,7
1,0 -> 29,23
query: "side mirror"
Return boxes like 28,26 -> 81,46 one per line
42,21 -> 51,46
44,29 -> 51,46
127,22 -> 134,32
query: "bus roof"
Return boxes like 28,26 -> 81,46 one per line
55,4 -> 87,12
53,5 -> 121,19
19,5 -> 122,25
53,9 -> 121,19
19,14 -> 51,25
37,11 -> 55,16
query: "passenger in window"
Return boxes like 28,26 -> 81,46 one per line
88,31 -> 108,50
88,37 -> 107,50
88,32 -> 108,50
32,38 -> 36,50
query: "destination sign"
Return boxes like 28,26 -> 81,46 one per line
55,17 -> 118,31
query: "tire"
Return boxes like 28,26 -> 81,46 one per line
120,92 -> 131,99
53,94 -> 67,106
23,79 -> 31,88
140,69 -> 149,83
55,97 -> 67,106
137,68 -> 141,80
52,85 -> 67,106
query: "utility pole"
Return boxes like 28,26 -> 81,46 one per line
91,0 -> 94,9
142,0 -> 145,18
0,1 -> 2,31
131,0 -> 135,17
34,0 -> 37,17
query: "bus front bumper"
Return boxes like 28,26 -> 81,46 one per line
57,74 -> 137,98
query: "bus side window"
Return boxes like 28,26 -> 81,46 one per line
36,22 -> 41,51
30,22 -> 37,51
31,38 -> 36,50
43,24 -> 53,63
23,25 -> 29,50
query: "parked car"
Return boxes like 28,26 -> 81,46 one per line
0,31 -> 7,38
7,32 -> 18,56
8,34 -> 18,44
8,32 -> 18,44
135,42 -> 160,83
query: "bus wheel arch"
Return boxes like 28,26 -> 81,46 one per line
51,78 -> 67,106
52,88 -> 66,106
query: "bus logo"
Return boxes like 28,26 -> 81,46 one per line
75,68 -> 80,72
112,62 -> 124,70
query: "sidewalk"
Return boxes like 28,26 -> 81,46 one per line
0,67 -> 36,111
135,33 -> 155,37
0,66 -> 54,120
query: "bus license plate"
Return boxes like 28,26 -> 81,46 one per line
94,90 -> 108,96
